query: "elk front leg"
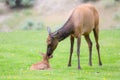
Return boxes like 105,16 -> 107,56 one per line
68,36 -> 74,67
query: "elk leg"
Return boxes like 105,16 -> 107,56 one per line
93,28 -> 102,66
77,36 -> 81,69
84,35 -> 92,66
68,36 -> 74,67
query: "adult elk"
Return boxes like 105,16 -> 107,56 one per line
46,4 -> 102,69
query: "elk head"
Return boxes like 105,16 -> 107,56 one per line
46,27 -> 59,57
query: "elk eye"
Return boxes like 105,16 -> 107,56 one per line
51,36 -> 55,39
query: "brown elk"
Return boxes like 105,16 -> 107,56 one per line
46,4 -> 102,69
30,53 -> 51,70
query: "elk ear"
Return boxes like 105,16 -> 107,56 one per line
47,27 -> 51,34
52,31 -> 59,38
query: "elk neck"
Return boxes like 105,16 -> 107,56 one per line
51,17 -> 74,42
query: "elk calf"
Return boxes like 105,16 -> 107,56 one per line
30,53 -> 51,70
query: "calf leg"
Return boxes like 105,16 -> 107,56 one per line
84,35 -> 92,66
68,36 -> 74,67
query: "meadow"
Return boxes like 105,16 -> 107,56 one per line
0,29 -> 120,80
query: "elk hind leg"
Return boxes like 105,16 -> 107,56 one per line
93,28 -> 102,66
77,36 -> 81,69
84,35 -> 92,66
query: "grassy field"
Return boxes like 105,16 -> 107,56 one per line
0,29 -> 120,80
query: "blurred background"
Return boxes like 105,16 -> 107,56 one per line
0,0 -> 120,32
0,1 -> 120,80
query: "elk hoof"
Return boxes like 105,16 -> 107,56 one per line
78,66 -> 81,70
68,64 -> 71,67
89,63 -> 92,66
99,62 -> 102,66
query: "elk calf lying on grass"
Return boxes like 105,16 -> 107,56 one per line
30,53 -> 51,70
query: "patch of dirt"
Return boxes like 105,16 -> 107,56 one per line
0,24 -> 12,32
0,2 -> 11,23
0,14 -> 11,23
0,2 -> 12,32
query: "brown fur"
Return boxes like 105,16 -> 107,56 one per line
46,4 -> 102,69
30,53 -> 51,70
71,4 -> 99,37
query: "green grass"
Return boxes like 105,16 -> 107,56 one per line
0,29 -> 120,80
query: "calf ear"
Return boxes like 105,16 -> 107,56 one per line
48,55 -> 53,58
47,27 -> 51,34
40,53 -> 45,57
